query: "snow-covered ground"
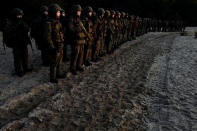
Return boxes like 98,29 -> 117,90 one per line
0,28 -> 196,130
146,27 -> 197,131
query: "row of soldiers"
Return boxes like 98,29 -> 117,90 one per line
1,3 -> 185,83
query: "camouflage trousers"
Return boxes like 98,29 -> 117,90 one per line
50,48 -> 63,81
70,44 -> 84,71
105,36 -> 113,53
12,46 -> 28,76
99,37 -> 106,56
93,37 -> 102,60
84,40 -> 93,62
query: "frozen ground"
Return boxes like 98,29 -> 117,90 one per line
0,28 -> 196,131
146,27 -> 197,131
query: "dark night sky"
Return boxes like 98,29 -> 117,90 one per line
0,0 -> 197,26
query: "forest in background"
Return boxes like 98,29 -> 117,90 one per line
0,0 -> 197,26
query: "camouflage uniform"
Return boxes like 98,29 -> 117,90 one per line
68,5 -> 87,74
105,10 -> 115,54
114,11 -> 122,47
92,8 -> 105,62
82,6 -> 94,66
110,10 -> 116,51
43,4 -> 64,83
60,9 -> 69,62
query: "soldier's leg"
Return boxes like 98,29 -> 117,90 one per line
93,39 -> 101,61
85,41 -> 92,66
99,38 -> 104,56
50,52 -> 57,82
102,38 -> 107,55
70,44 -> 80,73
13,48 -> 24,76
56,48 -> 65,78
106,37 -> 110,54
77,44 -> 84,71
63,43 -> 68,62
83,43 -> 88,64
22,47 -> 29,72
87,41 -> 92,61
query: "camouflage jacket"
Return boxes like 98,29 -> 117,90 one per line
68,16 -> 87,45
93,16 -> 105,39
43,18 -> 64,51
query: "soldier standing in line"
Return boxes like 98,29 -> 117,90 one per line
82,6 -> 94,66
68,5 -> 89,74
105,10 -> 115,54
99,8 -> 106,57
92,8 -> 105,62
60,9 -> 70,62
43,3 -> 65,83
3,8 -> 31,77
31,6 -> 50,66
133,16 -> 139,40
128,15 -> 135,41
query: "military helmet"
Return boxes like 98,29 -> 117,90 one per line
121,12 -> 126,17
105,10 -> 111,17
72,4 -> 82,12
40,5 -> 48,13
48,3 -> 61,17
111,10 -> 116,15
116,11 -> 121,16
85,6 -> 93,13
11,8 -> 24,17
97,8 -> 105,16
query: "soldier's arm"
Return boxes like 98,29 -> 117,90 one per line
68,19 -> 81,34
43,22 -> 54,49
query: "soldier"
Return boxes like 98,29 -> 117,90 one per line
133,16 -> 139,40
114,11 -> 121,48
31,5 -> 50,66
60,9 -> 69,62
105,10 -> 115,54
128,15 -> 135,40
110,10 -> 116,52
3,8 -> 31,77
101,9 -> 111,56
82,6 -> 94,66
43,3 -> 65,83
98,8 -> 106,57
68,4 -> 88,74
125,13 -> 130,41
92,8 -> 105,62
